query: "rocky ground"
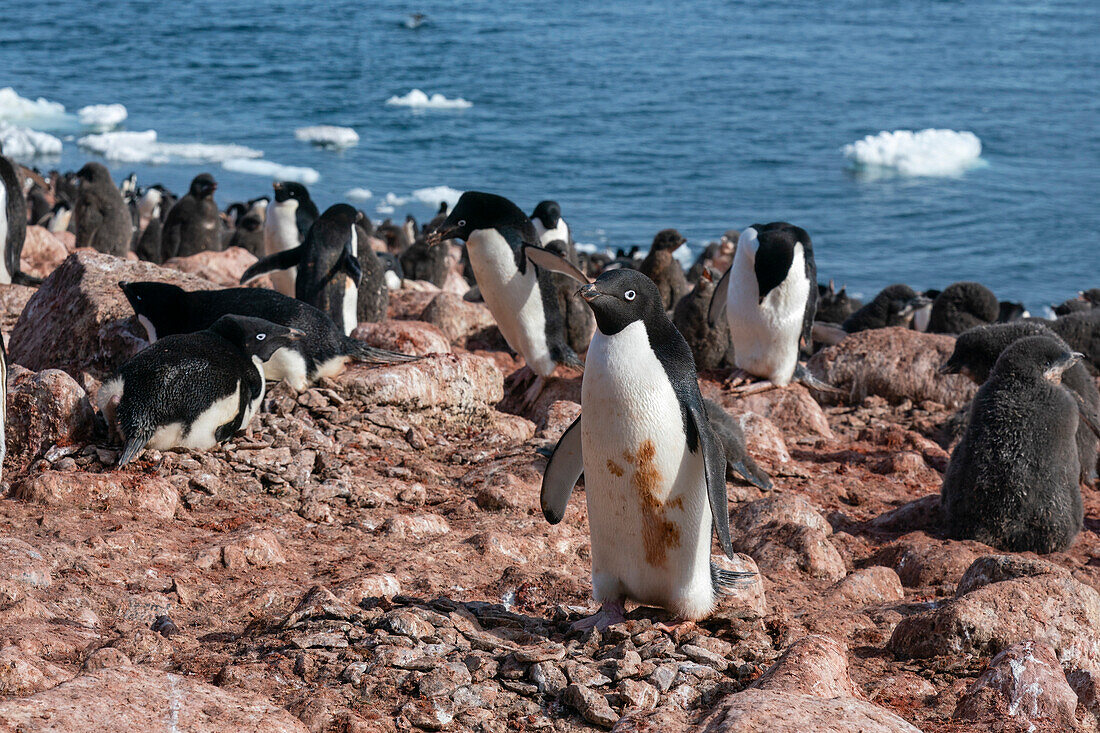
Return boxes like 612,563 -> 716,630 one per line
1,229 -> 1099,732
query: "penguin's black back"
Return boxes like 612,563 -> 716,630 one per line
753,222 -> 817,351
843,284 -> 917,333
1,153 -> 27,279
928,281 -> 999,334
941,335 -> 1083,553
296,204 -> 359,332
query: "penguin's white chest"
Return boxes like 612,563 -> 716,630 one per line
265,201 -> 299,296
239,356 -> 267,428
0,184 -> 10,284
147,385 -> 241,451
466,229 -> 554,376
264,346 -> 310,391
726,244 -> 809,385
535,219 -> 569,247
341,224 -> 359,336
580,321 -> 713,617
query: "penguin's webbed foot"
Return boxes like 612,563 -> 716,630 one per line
654,619 -> 697,638
793,363 -> 845,396
729,379 -> 777,396
570,600 -> 626,632
521,375 -> 547,411
722,368 -> 754,389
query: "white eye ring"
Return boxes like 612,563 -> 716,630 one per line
457,219 -> 466,227
256,333 -> 266,340
624,290 -> 636,301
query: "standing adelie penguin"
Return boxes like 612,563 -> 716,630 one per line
544,239 -> 595,354
842,284 -> 932,333
355,220 -> 390,323
1,147 -> 36,285
242,203 -> 363,336
529,200 -> 576,261
120,281 -> 413,390
262,181 -> 319,297
942,320 -> 1099,483
428,191 -> 587,404
541,269 -> 753,629
673,269 -> 734,370
928,281 -> 999,334
161,173 -> 221,260
97,315 -> 303,466
708,223 -> 819,391
226,196 -> 268,256
941,335 -> 1084,553
639,229 -> 690,311
74,163 -> 132,257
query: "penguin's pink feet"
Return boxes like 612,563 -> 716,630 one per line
723,368 -> 755,389
655,619 -> 698,639
571,600 -> 626,632
521,375 -> 547,410
730,379 -> 778,396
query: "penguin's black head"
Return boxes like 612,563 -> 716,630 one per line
651,228 -> 686,253
579,268 -> 664,336
319,203 -> 359,228
225,202 -> 247,223
941,321 -> 1055,384
990,334 -> 1081,385
744,222 -> 812,303
530,200 -> 562,229
119,281 -> 189,335
1083,288 -> 1100,307
273,181 -> 312,204
209,315 -> 304,361
76,162 -> 111,184
189,173 -> 217,198
430,191 -> 531,245
997,301 -> 1028,323
544,239 -> 569,258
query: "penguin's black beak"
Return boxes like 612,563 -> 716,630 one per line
938,358 -> 961,375
287,328 -> 305,341
273,182 -> 283,192
1045,352 -> 1082,382
118,280 -> 130,291
426,226 -> 456,246
578,283 -> 601,302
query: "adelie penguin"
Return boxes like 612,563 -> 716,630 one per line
428,191 -> 589,405
98,315 -> 303,467
120,281 -> 414,391
74,162 -> 133,257
161,173 -> 222,260
0,145 -> 41,286
708,223 -> 833,394
942,321 -> 1099,483
928,281 -> 999,334
941,335 -> 1085,553
263,181 -> 319,297
541,269 -> 755,629
241,203 -> 364,336
639,229 -> 691,312
225,196 -> 268,256
842,284 -> 931,333
529,200 -> 576,261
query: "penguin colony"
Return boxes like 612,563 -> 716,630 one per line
1,149 -> 1099,630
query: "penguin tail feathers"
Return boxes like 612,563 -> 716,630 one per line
117,435 -> 150,467
729,457 -> 773,491
341,337 -> 418,365
793,363 -> 844,396
240,246 -> 302,284
711,562 -> 757,596
10,271 -> 43,287
557,348 -> 585,372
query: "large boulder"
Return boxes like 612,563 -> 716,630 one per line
731,496 -> 846,581
704,383 -> 833,439
163,246 -> 265,288
13,472 -> 179,520
3,367 -> 96,470
808,327 -> 976,408
418,292 -> 499,348
0,284 -> 35,337
0,666 -> 308,732
19,226 -> 71,281
351,321 -> 451,357
8,251 -> 217,380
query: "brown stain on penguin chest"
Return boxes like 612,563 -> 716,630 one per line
620,439 -> 681,568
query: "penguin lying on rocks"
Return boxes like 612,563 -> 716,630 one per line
928,281 -> 999,334
120,281 -> 415,391
98,315 -> 303,466
842,284 -> 931,333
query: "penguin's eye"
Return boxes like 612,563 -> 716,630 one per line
624,290 -> 636,301
256,333 -> 266,341
457,219 -> 466,228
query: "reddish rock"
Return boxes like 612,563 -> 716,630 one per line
870,494 -> 942,533
826,566 -> 904,607
0,283 -> 35,335
954,641 -> 1081,730
536,399 -> 582,442
753,634 -> 860,698
731,496 -> 845,581
0,666 -> 309,732
418,292 -> 498,347
351,320 -> 451,356
732,495 -> 831,535
0,538 -> 52,604
737,412 -> 790,465
219,530 -> 288,570
871,532 -> 987,588
704,383 -> 833,439
8,251 -> 217,380
808,327 -> 977,408
698,689 -> 922,732
19,226 -> 70,281
14,472 -> 178,520
386,289 -> 438,321
0,646 -> 72,696
164,246 -> 267,288
333,574 -> 401,604
3,368 -> 96,470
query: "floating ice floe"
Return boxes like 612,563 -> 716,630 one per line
376,205 -> 396,214
345,187 -> 373,201
843,129 -> 983,177
0,87 -> 69,127
385,89 -> 472,110
77,130 -> 263,164
222,158 -> 320,185
0,122 -> 63,158
294,125 -> 359,148
412,185 -> 462,208
78,104 -> 127,131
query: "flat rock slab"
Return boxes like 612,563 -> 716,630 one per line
0,667 -> 308,733
699,689 -> 922,732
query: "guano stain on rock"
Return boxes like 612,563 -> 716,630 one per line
623,440 -> 680,568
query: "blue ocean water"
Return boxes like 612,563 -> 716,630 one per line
2,0 -> 1098,310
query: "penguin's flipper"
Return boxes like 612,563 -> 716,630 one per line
688,400 -> 735,559
540,415 -> 583,524
523,245 -> 591,285
341,243 -> 363,285
239,246 -> 303,284
341,338 -> 418,364
1070,388 -> 1100,440
10,271 -> 43,287
706,266 -> 732,326
729,457 -> 773,491
710,562 -> 757,594
117,433 -> 151,467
